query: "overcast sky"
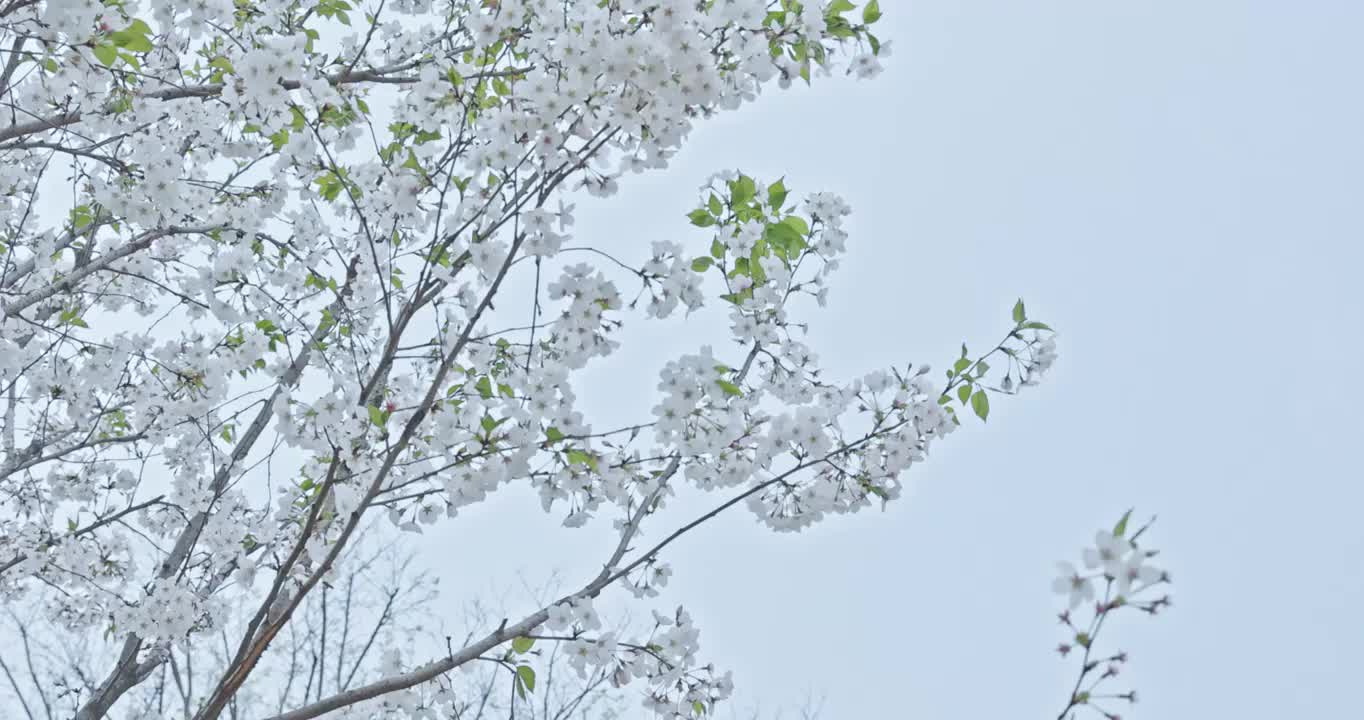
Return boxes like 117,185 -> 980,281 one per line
428,2 -> 1364,718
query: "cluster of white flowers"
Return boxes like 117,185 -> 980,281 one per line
545,263 -> 624,367
549,602 -> 733,719
1053,528 -> 1168,609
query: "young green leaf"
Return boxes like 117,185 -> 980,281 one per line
688,208 -> 715,227
863,0 -> 882,23
566,449 -> 597,470
971,389 -> 990,421
516,665 -> 536,693
779,215 -> 810,237
1113,508 -> 1134,537
730,175 -> 756,206
367,406 -> 387,427
92,43 -> 118,67
767,178 -> 788,209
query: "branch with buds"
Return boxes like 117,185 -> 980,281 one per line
1053,511 -> 1173,720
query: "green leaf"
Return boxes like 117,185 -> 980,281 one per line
748,247 -> 768,285
516,665 -> 536,694
957,385 -> 971,404
1113,508 -> 1134,537
566,449 -> 597,470
545,427 -> 565,443
367,405 -> 387,427
512,636 -> 535,653
475,376 -> 494,400
720,287 -> 754,306
708,193 -> 724,215
1012,298 -> 1026,324
952,357 -> 972,374
767,178 -> 788,210
688,208 -> 715,227
268,128 -> 290,151
710,238 -> 726,259
716,379 -> 743,397
92,43 -> 118,67
780,215 -> 810,237
691,256 -> 713,272
1022,321 -> 1053,331
58,307 -> 89,327
863,0 -> 882,23
693,700 -> 707,716
970,389 -> 990,421
827,0 -> 855,14
730,175 -> 756,206
111,31 -> 153,53
70,205 -> 93,229
764,221 -> 804,257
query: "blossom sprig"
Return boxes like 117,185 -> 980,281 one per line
646,181 -> 1060,532
1053,511 -> 1173,720
536,600 -> 733,720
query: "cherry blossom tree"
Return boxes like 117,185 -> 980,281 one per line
0,0 -> 1088,718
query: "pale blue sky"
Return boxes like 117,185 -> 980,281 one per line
4,3 -> 1357,717
434,2 -> 1364,717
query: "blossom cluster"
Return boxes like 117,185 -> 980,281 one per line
551,600 -> 734,719
1052,514 -> 1174,720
